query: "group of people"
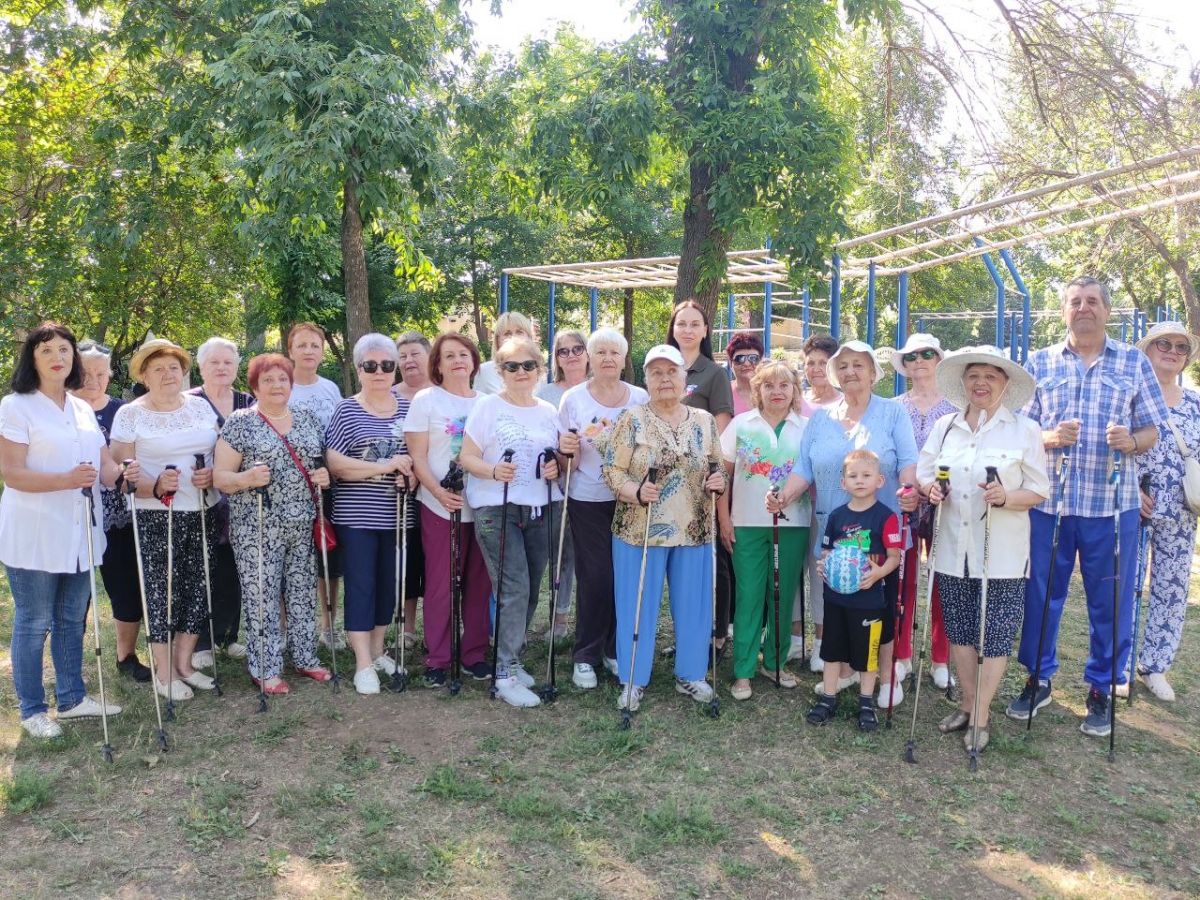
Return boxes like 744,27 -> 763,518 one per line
2,276 -> 1195,760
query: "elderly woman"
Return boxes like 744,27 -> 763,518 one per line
892,334 -> 958,689
324,334 -> 415,694
459,336 -> 561,707
475,312 -> 535,396
919,346 -> 1049,753
792,333 -> 842,669
1130,322 -> 1200,702
393,331 -> 430,649
557,327 -> 648,689
770,340 -> 919,707
69,341 -> 148,682
404,333 -> 491,687
286,322 -> 345,651
395,331 -> 432,401
605,344 -> 726,712
213,354 -> 332,693
720,359 -> 810,700
536,328 -> 590,641
1,324 -> 131,737
726,331 -> 765,416
110,338 -> 219,702
188,336 -> 253,664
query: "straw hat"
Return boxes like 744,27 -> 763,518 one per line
889,333 -> 944,373
1136,321 -> 1200,366
826,340 -> 886,388
129,336 -> 192,384
936,345 -> 1034,411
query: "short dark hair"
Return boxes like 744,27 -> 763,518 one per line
247,353 -> 295,393
11,322 -> 84,394
429,333 -> 481,386
667,300 -> 715,361
726,331 -> 764,358
802,334 -> 839,358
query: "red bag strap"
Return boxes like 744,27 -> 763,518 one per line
257,411 -> 321,509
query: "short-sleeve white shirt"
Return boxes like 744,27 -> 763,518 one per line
558,381 -> 649,502
719,409 -> 811,527
111,395 -> 219,512
404,386 -> 480,523
289,376 -> 343,431
463,394 -> 562,509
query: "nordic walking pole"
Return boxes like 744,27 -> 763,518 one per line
968,466 -> 1000,773
537,446 -> 561,704
888,484 -> 914,730
770,485 -> 786,688
314,455 -> 340,694
1108,449 -> 1123,763
81,479 -> 115,763
253,463 -> 270,713
620,463 -> 657,729
542,429 -> 577,702
125,463 -> 168,752
707,460 -> 722,720
487,449 -> 516,700
388,474 -> 410,693
1027,449 -> 1070,737
162,464 -> 178,723
906,465 -> 950,764
442,461 -> 466,696
1128,472 -> 1152,707
193,454 -> 223,697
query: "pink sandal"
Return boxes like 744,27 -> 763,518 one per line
295,666 -> 332,683
253,677 -> 290,695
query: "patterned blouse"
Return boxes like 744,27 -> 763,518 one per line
898,392 -> 959,534
220,407 -> 325,526
604,404 -> 722,547
1141,387 -> 1200,523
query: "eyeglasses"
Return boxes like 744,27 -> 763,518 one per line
902,349 -> 939,363
555,344 -> 586,359
501,360 -> 539,373
358,360 -> 397,374
731,353 -> 761,366
1150,338 -> 1192,355
78,341 -> 111,355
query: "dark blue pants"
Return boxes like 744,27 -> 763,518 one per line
1018,508 -> 1139,693
336,525 -> 398,632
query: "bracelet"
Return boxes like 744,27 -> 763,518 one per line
492,465 -> 498,480
152,476 -> 164,500
1131,433 -> 1140,453
635,477 -> 650,507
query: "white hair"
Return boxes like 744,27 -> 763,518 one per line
353,332 -> 400,367
196,336 -> 240,367
78,344 -> 113,375
587,327 -> 629,358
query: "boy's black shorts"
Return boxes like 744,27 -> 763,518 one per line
820,601 -> 884,673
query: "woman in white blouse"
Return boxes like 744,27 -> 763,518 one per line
0,324 -> 134,738
917,346 -> 1049,754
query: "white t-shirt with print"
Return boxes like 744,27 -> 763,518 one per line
404,386 -> 480,523
463,394 -> 562,509
558,381 -> 649,503
290,376 -> 343,430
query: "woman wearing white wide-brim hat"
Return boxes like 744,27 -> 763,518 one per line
1129,321 -> 1200,701
917,345 -> 1050,753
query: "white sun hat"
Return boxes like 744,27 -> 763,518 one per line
936,345 -> 1035,411
826,340 -> 886,388
1136,321 -> 1200,366
889,333 -> 944,373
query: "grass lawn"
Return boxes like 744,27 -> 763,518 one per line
1,564 -> 1197,900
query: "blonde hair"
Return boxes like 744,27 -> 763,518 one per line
750,359 -> 801,412
491,312 -> 533,356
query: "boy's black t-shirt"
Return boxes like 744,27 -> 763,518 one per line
821,500 -> 902,609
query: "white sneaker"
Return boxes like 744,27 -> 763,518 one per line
809,640 -> 824,673
617,684 -> 644,712
603,657 -> 620,678
512,663 -> 536,688
787,636 -> 806,662
572,663 -> 598,689
932,664 -> 950,690
494,674 -> 541,708
155,677 -> 194,701
1139,671 -> 1175,701
191,650 -> 215,669
226,642 -> 247,659
877,678 -> 905,708
675,678 -> 715,703
58,695 -> 123,719
812,671 -> 858,695
21,713 -> 63,738
183,670 -> 216,691
374,654 -> 398,676
354,667 -> 381,695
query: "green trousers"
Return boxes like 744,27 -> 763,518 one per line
731,526 -> 809,678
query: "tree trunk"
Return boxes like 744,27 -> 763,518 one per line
623,287 -> 636,382
341,175 -> 372,352
674,154 -> 730,324
1122,214 -> 1200,335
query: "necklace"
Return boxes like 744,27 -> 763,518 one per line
360,394 -> 396,417
260,408 -> 291,421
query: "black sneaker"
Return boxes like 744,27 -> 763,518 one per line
857,696 -> 879,732
1004,676 -> 1052,720
465,661 -> 492,681
423,668 -> 447,688
1080,688 -> 1112,737
806,694 -> 837,726
117,654 -> 152,683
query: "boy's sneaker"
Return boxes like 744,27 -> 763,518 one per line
1005,677 -> 1052,720
603,657 -> 620,678
511,663 -> 536,688
494,674 -> 541,708
857,696 -> 879,732
423,668 -> 447,688
617,684 -> 644,712
1080,688 -> 1111,737
675,678 -> 714,703
117,654 -> 152,683
21,713 -> 62,739
812,671 -> 858,695
572,663 -> 598,689
465,661 -> 492,681
58,696 -> 123,719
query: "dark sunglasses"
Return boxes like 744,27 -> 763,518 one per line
78,341 -> 112,355
555,344 -> 586,359
902,349 -> 939,363
1150,338 -> 1192,355
358,360 -> 397,374
732,353 -> 761,366
502,360 -> 539,373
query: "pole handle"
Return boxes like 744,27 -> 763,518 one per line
984,466 -> 999,486
122,458 -> 138,494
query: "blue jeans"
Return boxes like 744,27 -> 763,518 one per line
6,566 -> 89,718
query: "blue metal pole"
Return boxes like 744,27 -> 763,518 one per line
547,282 -> 556,383
975,240 -> 1005,347
895,272 -> 909,396
499,273 -> 509,314
1121,313 -> 1128,344
866,262 -> 877,348
764,281 -> 774,354
830,254 -> 841,341
589,287 -> 598,333
802,286 -> 810,339
999,249 -> 1031,363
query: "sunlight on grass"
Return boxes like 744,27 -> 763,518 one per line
760,832 -> 816,883
977,850 -> 1170,899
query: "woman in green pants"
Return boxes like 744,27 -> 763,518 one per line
718,359 -> 811,700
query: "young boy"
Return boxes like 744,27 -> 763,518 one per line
806,449 -> 902,732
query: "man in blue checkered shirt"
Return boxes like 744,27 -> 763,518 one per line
1006,277 -> 1167,738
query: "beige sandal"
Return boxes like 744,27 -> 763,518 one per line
939,709 -> 970,733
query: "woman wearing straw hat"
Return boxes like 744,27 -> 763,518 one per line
1131,321 -> 1200,701
918,346 -> 1049,752
891,334 -> 958,689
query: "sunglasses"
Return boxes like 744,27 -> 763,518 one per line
358,360 -> 397,374
79,341 -> 112,355
732,353 -> 761,366
555,344 -> 586,359
902,349 -> 939,363
501,360 -> 539,373
1150,338 -> 1192,355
